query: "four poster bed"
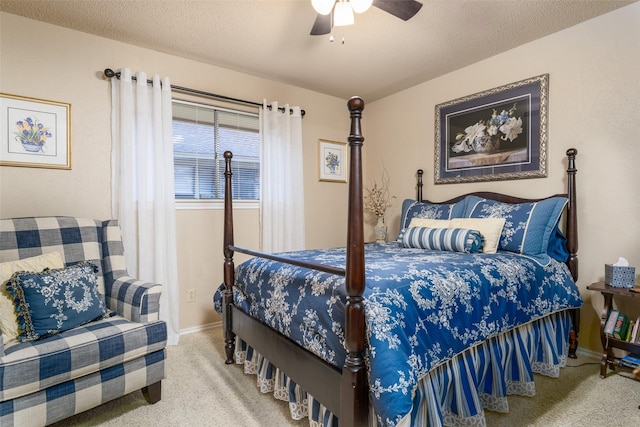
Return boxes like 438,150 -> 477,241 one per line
214,97 -> 582,426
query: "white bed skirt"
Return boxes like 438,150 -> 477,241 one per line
234,310 -> 572,427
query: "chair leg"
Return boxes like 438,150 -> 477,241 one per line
142,381 -> 162,404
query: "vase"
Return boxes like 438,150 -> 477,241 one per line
375,216 -> 387,243
20,138 -> 44,153
471,135 -> 500,154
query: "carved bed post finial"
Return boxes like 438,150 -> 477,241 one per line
417,169 -> 424,201
342,96 -> 368,426
223,151 -> 236,364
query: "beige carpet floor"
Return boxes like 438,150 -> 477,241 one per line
54,326 -> 640,426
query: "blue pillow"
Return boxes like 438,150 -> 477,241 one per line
463,195 -> 568,256
399,198 -> 466,231
6,262 -> 107,342
401,226 -> 484,253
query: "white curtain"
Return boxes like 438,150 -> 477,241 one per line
260,101 -> 305,252
111,68 -> 180,345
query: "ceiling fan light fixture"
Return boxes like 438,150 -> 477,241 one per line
334,1 -> 354,26
350,0 -> 373,14
311,0 -> 336,15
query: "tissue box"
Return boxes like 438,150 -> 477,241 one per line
605,264 -> 636,288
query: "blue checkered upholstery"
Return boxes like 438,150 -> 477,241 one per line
101,220 -> 161,323
0,217 -> 167,426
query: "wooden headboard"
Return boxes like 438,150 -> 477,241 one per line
415,148 -> 578,282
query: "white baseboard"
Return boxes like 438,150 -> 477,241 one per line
180,321 -> 221,336
576,346 -> 601,360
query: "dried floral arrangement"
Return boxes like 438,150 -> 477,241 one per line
364,168 -> 395,217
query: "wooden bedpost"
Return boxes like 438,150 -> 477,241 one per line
340,96 -> 368,427
417,169 -> 424,201
566,148 -> 578,281
223,151 -> 236,364
565,148 -> 579,358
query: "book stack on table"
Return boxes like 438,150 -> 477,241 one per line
604,309 -> 640,342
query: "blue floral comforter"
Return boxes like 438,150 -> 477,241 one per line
214,242 -> 582,425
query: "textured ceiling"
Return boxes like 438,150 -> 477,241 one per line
1,0 -> 634,101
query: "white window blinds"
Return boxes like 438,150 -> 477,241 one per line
172,100 -> 260,200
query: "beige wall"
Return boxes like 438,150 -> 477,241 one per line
0,12 -> 352,332
2,3 -> 639,353
365,3 -> 640,354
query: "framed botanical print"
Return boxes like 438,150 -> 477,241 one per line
318,139 -> 347,183
0,93 -> 71,169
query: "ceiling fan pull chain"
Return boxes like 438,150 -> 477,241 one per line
328,33 -> 345,44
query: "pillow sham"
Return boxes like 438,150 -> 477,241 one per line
449,218 -> 506,254
6,261 -> 107,342
401,226 -> 484,253
399,199 -> 466,231
463,195 -> 568,256
547,224 -> 569,262
0,252 -> 65,352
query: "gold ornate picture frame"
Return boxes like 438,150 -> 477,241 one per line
0,93 -> 71,169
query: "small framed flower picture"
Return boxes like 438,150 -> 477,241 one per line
434,74 -> 548,184
318,139 -> 347,183
0,93 -> 71,169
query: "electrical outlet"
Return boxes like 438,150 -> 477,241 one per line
186,288 -> 196,302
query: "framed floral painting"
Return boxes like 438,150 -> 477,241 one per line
0,93 -> 71,169
434,74 -> 548,184
318,139 -> 347,183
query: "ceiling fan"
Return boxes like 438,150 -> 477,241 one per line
310,0 -> 423,36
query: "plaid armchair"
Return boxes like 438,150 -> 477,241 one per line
0,217 -> 167,426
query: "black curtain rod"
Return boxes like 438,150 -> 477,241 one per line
103,69 -> 305,117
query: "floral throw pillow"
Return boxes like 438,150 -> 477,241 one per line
6,262 -> 107,342
399,199 -> 465,229
463,196 -> 568,256
0,252 -> 65,351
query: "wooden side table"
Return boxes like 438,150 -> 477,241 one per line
586,281 -> 640,378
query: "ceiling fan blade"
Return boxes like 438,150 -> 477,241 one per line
372,0 -> 423,21
310,13 -> 332,35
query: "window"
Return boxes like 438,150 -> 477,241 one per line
172,100 -> 260,201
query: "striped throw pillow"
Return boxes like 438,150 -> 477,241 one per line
401,226 -> 484,253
